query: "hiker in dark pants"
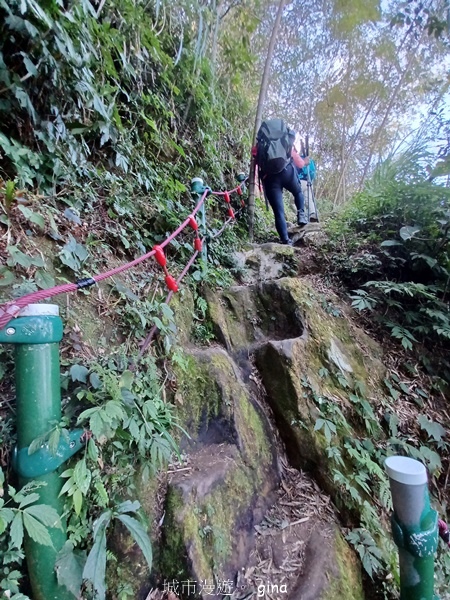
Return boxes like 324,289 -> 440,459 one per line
264,150 -> 309,245
255,118 -> 309,245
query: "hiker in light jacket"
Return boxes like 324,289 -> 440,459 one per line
297,157 -> 318,222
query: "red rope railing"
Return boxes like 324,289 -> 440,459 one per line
0,184 -> 245,330
137,249 -> 201,356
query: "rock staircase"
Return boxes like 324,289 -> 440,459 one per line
147,236 -> 384,600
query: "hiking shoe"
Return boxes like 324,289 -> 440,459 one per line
281,238 -> 293,246
297,210 -> 308,226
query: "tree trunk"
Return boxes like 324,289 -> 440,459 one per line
332,92 -> 379,207
333,57 -> 352,208
358,28 -> 427,188
211,3 -> 221,71
248,0 -> 286,240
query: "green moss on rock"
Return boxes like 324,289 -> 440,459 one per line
279,277 -> 385,392
159,271 -> 384,595
158,346 -> 278,586
174,348 -> 274,471
158,487 -> 193,580
322,531 -> 364,600
170,287 -> 195,345
235,388 -> 271,465
158,458 -> 258,583
173,352 -> 222,438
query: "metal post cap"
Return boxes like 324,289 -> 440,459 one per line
19,304 -> 60,317
191,177 -> 205,194
385,456 -> 428,485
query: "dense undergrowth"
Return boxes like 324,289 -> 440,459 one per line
0,0 -> 259,597
320,147 -> 450,598
324,148 -> 450,385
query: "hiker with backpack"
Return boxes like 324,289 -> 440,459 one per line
254,118 -> 309,245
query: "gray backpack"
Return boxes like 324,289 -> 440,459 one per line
256,119 -> 295,176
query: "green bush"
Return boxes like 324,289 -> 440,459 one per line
325,148 -> 450,380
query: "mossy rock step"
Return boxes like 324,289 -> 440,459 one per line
205,281 -> 304,354
290,525 -> 364,600
174,347 -> 278,471
206,276 -> 384,387
158,347 -> 280,595
158,444 -> 277,597
156,270 -> 386,597
232,242 -> 298,284
253,278 -> 386,508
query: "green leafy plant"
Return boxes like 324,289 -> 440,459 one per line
0,477 -> 63,549
17,205 -> 45,229
60,457 -> 93,517
418,414 -> 446,445
51,500 -> 152,600
349,393 -> 381,437
0,469 -> 62,599
303,376 -> 403,587
350,289 -> 378,311
75,359 -> 180,474
7,245 -> 44,269
53,354 -> 181,597
192,292 -> 215,344
59,236 -> 89,273
1,180 -> 16,213
346,528 -> 384,579
314,417 -> 337,443
81,501 -> 152,600
326,149 -> 450,383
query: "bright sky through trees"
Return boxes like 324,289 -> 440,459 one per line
256,0 -> 450,205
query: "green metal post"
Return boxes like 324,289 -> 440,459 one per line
385,456 -> 439,600
191,177 -> 208,264
237,172 -> 247,193
0,304 -> 82,600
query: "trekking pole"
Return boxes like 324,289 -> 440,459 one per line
304,134 -> 319,222
299,137 -> 310,222
311,179 -> 319,222
385,456 -> 439,600
306,168 -> 311,222
263,182 -> 269,212
306,162 -> 319,222
258,168 -> 269,212
305,135 -> 310,222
